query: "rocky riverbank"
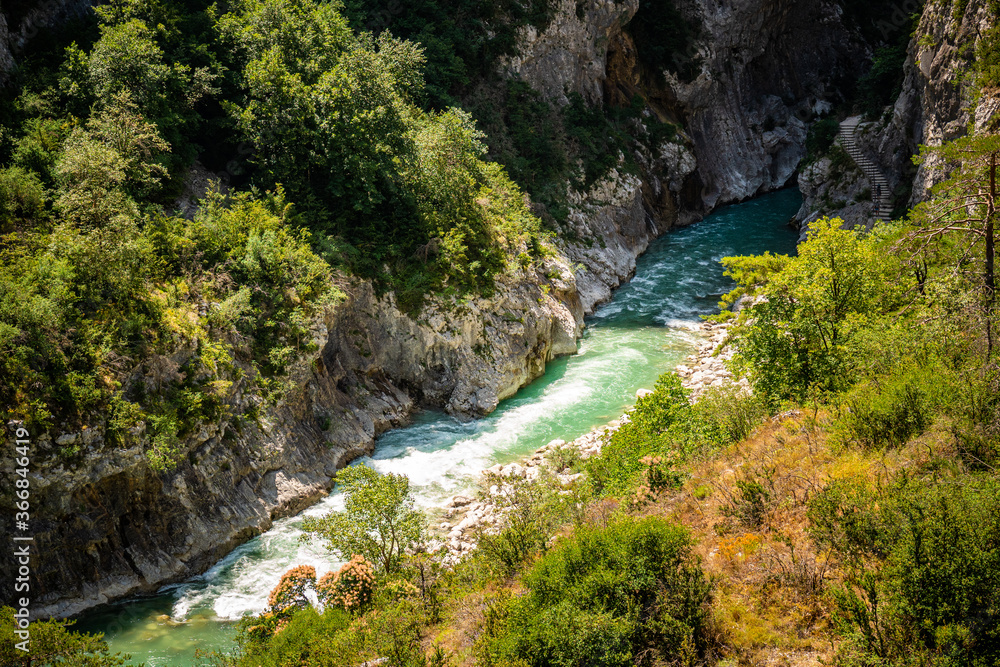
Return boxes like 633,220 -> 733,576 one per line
430,319 -> 743,561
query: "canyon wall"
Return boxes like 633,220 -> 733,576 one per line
795,0 -> 999,229
5,0 -> 946,618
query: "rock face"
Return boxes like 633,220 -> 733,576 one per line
0,1 -> 94,84
795,0 -> 1000,227
510,0 -> 867,213
901,0 -> 999,203
663,0 -> 867,209
504,0 -> 640,106
16,262 -> 584,618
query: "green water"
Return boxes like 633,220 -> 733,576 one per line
75,187 -> 802,665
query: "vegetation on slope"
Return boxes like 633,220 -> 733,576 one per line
0,0 -> 550,455
162,136 -> 996,667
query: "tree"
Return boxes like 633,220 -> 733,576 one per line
301,465 -> 425,574
909,135 -> 1000,358
723,218 -> 908,405
0,607 -> 131,667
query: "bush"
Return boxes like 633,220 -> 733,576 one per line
0,606 -> 130,666
586,373 -> 692,497
476,517 -> 713,667
317,556 -> 376,612
809,475 -> 1000,666
720,467 -> 775,530
475,472 -> 569,578
0,166 -> 46,232
268,564 -> 317,613
587,373 -> 762,498
234,606 -> 352,666
836,363 -> 936,450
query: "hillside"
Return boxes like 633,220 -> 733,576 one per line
0,0 -> 998,665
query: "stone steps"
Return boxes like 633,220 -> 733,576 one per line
838,116 -> 893,218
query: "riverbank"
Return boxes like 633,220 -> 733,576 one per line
430,319 -> 743,560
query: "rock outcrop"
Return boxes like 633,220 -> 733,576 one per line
661,0 -> 867,209
795,0 -> 1000,228
1,1 -> 94,85
19,260 -> 585,618
503,0 -> 640,106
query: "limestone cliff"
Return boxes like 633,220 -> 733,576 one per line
18,259 -> 585,618
660,0 -> 867,209
0,1 -> 94,85
794,0 -> 1000,229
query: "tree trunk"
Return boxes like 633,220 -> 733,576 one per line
986,152 -> 996,359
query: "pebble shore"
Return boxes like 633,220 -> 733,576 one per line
428,320 -> 740,561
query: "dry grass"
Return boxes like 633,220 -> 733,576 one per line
426,409 -> 962,666
630,410 -> 958,666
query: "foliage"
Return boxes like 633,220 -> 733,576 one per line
856,42 -> 908,118
0,607 -> 131,666
476,517 -> 713,667
723,218 -> 911,406
316,555 -> 376,612
474,471 -> 577,578
217,0 -> 546,298
268,564 -> 317,613
835,360 -> 939,450
232,606 -> 352,666
339,0 -> 555,109
909,134 -> 1000,358
301,465 -> 426,574
720,467 -> 775,529
587,373 -> 763,498
0,166 -> 46,233
809,475 -> 1000,666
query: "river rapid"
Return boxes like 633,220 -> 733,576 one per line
75,187 -> 802,666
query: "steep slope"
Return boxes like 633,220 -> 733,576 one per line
2,0 -> 954,621
795,0 -> 1000,228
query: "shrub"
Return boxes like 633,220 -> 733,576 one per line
836,364 -> 935,450
268,564 -> 317,613
0,166 -> 46,232
586,373 -> 692,497
0,606 -> 130,666
587,373 -> 759,498
720,467 -> 775,530
809,475 -> 1000,666
476,517 -> 713,667
475,472 -> 565,578
316,556 -> 376,612
234,606 -> 352,666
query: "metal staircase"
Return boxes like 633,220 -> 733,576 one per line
839,116 -> 893,220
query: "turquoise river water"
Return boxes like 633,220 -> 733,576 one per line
75,187 -> 802,665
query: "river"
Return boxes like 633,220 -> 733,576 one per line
74,187 -> 802,666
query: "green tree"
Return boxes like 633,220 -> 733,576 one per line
910,135 -> 1000,357
301,466 -> 425,574
0,166 -> 46,233
723,217 -> 909,405
0,607 -> 133,666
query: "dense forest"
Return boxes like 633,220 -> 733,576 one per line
2,0 -> 1000,665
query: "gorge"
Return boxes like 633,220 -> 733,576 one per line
3,0 -> 999,665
